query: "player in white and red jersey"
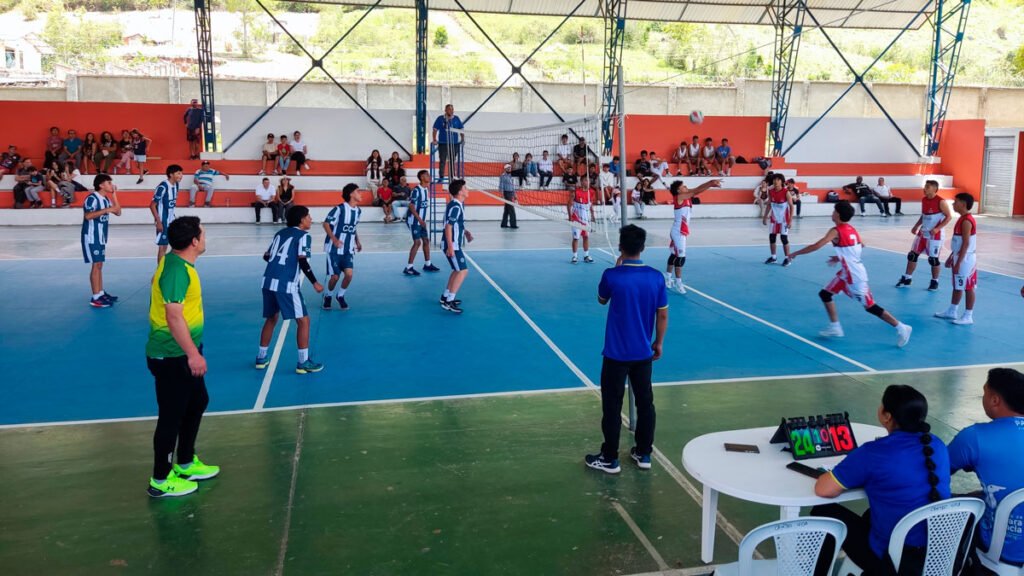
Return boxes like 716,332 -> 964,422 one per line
664,179 -> 721,294
567,176 -> 597,264
789,201 -> 913,348
935,193 -> 977,325
896,180 -> 952,290
762,173 -> 795,266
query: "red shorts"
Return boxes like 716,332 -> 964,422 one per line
825,274 -> 876,308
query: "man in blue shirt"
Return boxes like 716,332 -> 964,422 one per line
432,104 -> 463,181
949,367 -> 1024,565
714,138 -> 734,177
184,99 -> 205,160
586,225 -> 668,474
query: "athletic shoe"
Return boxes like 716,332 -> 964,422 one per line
90,296 -> 112,308
895,277 -> 912,288
896,324 -> 913,347
136,176 -> 144,185
337,296 -> 349,310
189,202 -> 195,207
630,447 -> 652,470
664,274 -> 673,287
927,279 -> 940,291
402,267 -> 421,276
764,256 -> 777,265
258,169 -> 265,175
322,295 -> 332,310
952,316 -> 974,326
571,255 -> 579,264
819,324 -> 845,338
296,360 -> 324,374
881,213 -> 890,218
934,309 -> 958,320
674,281 -> 687,295
442,300 -> 464,314
147,471 -> 198,498
295,170 -> 301,176
583,256 -> 594,263
782,258 -> 792,267
173,455 -> 220,481
102,293 -> 119,303
423,263 -> 441,272
439,295 -> 462,306
255,355 -> 270,370
584,453 -> 621,474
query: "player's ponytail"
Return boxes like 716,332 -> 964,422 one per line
882,385 -> 941,502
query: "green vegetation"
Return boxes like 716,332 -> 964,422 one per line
40,3 -> 122,72
433,24 -> 448,48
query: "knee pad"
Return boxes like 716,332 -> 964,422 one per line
927,256 -> 941,267
866,304 -> 885,317
678,256 -> 686,268
769,233 -> 778,244
818,290 -> 833,303
780,235 -> 789,246
907,251 -> 919,263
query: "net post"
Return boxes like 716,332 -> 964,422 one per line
616,64 -> 628,225
627,377 -> 636,431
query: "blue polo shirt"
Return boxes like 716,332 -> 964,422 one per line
433,115 -> 463,144
949,417 -> 1024,564
598,260 -> 668,361
831,431 -> 951,559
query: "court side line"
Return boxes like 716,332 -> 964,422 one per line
868,245 -> 1024,281
274,408 -> 307,576
466,253 -> 747,551
612,501 -> 671,571
254,319 -> 291,410
623,567 -> 717,576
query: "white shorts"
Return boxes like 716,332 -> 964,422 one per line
669,229 -> 687,257
953,254 -> 978,291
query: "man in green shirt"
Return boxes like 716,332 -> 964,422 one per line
145,215 -> 220,498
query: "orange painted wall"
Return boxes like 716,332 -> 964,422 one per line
1015,132 -> 1024,216
614,115 -> 769,165
936,119 -> 985,199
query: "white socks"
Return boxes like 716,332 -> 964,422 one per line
258,346 -> 269,357
298,348 -> 309,363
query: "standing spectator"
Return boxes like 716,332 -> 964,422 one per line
561,165 -> 578,191
537,150 -> 554,189
184,99 -> 204,160
572,136 -> 590,175
585,224 -> 668,474
259,133 -> 277,176
95,132 -> 117,174
0,145 -> 21,178
599,163 -> 621,208
79,133 -> 97,174
633,150 -> 652,180
556,134 -> 572,173
432,103 -> 464,180
252,177 -> 279,223
61,129 -> 84,168
686,135 -> 701,176
714,138 -> 735,177
845,176 -> 886,216
509,152 -> 526,186
523,153 -> 538,185
189,160 -> 230,207
131,129 -> 153,185
114,130 -> 133,175
275,135 -> 291,175
277,176 -> 296,217
44,126 -> 64,167
289,131 -> 310,175
385,151 -> 405,187
499,163 -> 517,229
365,149 -> 383,204
873,177 -> 903,216
378,178 -> 396,223
82,174 -> 121,307
754,178 -> 770,218
787,178 -> 803,218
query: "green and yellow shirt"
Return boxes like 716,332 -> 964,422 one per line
146,253 -> 204,358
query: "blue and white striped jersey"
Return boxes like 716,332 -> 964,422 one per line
323,203 -> 361,255
262,227 -> 312,294
152,180 -> 178,226
193,169 -> 221,188
441,199 -> 465,251
407,185 -> 429,225
82,192 -> 110,245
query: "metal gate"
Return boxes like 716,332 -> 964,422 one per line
981,135 -> 1016,215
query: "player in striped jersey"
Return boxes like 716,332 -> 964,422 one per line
789,201 -> 913,348
256,205 -> 325,374
82,174 -> 122,307
762,173 -> 794,266
896,180 -> 951,290
403,170 -> 442,276
568,175 -> 597,264
935,193 -> 977,325
150,164 -> 184,263
664,179 -> 721,294
322,183 -> 362,311
441,179 -> 473,314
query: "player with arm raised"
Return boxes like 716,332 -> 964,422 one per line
896,180 -> 951,290
763,173 -> 795,266
568,175 -> 597,264
665,179 -> 722,294
789,201 -> 913,348
403,170 -> 441,276
322,183 -> 362,311
441,179 -> 473,314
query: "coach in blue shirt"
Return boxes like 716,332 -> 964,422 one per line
432,104 -> 464,181
949,367 -> 1024,565
585,225 -> 668,474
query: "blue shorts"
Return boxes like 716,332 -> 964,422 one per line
326,252 -> 354,276
82,238 -> 105,263
446,249 -> 467,271
155,226 -> 169,246
262,288 -> 308,320
409,222 -> 428,241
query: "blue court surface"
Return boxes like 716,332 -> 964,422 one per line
2,245 -> 1023,427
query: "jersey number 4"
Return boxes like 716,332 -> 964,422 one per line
267,236 -> 293,265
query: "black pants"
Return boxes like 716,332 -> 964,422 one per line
148,354 -> 210,480
438,143 -> 460,180
858,194 -> 886,214
794,198 -> 802,216
501,203 -> 517,227
539,170 -> 553,187
810,504 -> 927,576
290,151 -> 306,167
252,201 -> 280,222
880,197 -> 902,215
600,356 -> 655,460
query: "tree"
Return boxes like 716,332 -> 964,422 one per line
41,5 -> 122,71
1011,44 -> 1024,76
433,25 -> 448,48
225,0 -> 273,58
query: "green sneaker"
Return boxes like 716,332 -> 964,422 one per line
296,359 -> 324,374
255,355 -> 269,370
173,455 -> 220,481
147,471 -> 198,498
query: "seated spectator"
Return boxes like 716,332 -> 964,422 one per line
510,152 -> 526,186
45,160 -> 71,207
95,132 -> 117,175
649,153 -> 668,188
377,178 -> 396,223
277,176 -> 296,215
290,131 -> 310,175
572,136 -> 589,174
44,126 -> 64,168
845,176 -> 886,216
811,385 -> 950,576
0,145 -> 22,178
22,163 -> 46,208
275,134 -> 292,175
62,160 -> 87,191
699,138 -> 716,176
365,149 -> 384,205
873,177 -> 903,216
714,138 -> 735,177
671,140 -> 687,176
252,177 -> 279,223
190,160 -> 229,207
391,175 -> 411,220
259,133 -> 278,175
57,161 -> 84,206
586,162 -> 599,186
786,178 -> 803,218
561,165 -> 578,191
609,155 -> 621,177
631,178 -> 653,219
523,153 -> 538,185
598,163 -> 620,207
114,130 -> 133,175
753,178 -> 770,218
949,367 -> 1024,567
79,133 -> 97,174
686,135 -> 701,176
385,151 -> 405,187
556,134 -> 572,172
537,150 -> 554,189
61,129 -> 84,168
633,150 -> 652,180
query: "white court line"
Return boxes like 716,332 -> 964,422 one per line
624,567 -> 718,576
613,501 -> 671,571
274,408 -> 307,576
868,245 -> 1024,281
253,319 -> 291,410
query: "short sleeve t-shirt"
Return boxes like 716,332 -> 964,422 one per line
831,431 -> 952,558
147,253 -> 204,358
433,115 -> 463,144
598,261 -> 668,361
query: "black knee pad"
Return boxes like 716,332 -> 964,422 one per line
667,254 -> 676,268
780,235 -> 789,246
907,251 -> 919,263
927,256 -> 940,267
678,256 -> 686,268
818,290 -> 833,303
866,304 -> 885,317
769,233 -> 778,244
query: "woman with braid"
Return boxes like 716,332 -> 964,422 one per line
811,385 -> 951,574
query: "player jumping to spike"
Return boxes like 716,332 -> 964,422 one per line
788,201 -> 913,348
322,183 -> 362,311
896,180 -> 951,291
441,179 -> 473,314
568,175 -> 597,264
763,173 -> 794,266
935,193 -> 978,325
665,179 -> 721,294
403,169 -> 441,276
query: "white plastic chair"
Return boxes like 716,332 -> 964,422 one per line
838,497 -> 985,576
713,517 -> 847,576
977,488 -> 1024,576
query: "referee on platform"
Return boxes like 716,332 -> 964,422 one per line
586,224 -> 668,474
432,104 -> 463,181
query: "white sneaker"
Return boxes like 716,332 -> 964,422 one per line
819,325 -> 845,338
674,281 -> 687,295
295,170 -> 301,176
571,255 -> 578,264
952,316 -> 974,326
896,324 -> 913,347
664,274 -> 673,287
934,310 -> 958,320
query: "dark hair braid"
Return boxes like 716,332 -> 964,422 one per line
882,384 -> 941,502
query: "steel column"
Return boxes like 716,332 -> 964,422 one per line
194,0 -> 216,151
415,0 -> 428,154
600,0 -> 626,154
925,0 -> 971,156
768,0 -> 805,156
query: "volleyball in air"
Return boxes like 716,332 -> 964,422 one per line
689,110 -> 704,124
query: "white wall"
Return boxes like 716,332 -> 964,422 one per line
784,117 -> 923,163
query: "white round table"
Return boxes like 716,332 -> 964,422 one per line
682,423 -> 886,563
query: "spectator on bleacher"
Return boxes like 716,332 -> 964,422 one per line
130,129 -> 152,185
275,135 -> 291,175
714,138 -> 735,177
259,133 -> 278,176
57,161 -> 84,206
672,140 -> 687,176
754,178 -> 770,218
599,163 -> 620,207
556,134 -> 572,173
537,150 -> 554,189
79,133 -> 97,174
366,149 -> 384,205
385,151 -> 405,187
609,155 -> 621,177
44,127 -> 64,168
510,152 -> 526,186
184,98 -> 204,160
95,132 -> 117,175
252,177 -> 279,223
873,177 -> 903,216
432,103 -> 463,180
0,145 -> 21,178
786,178 -> 803,218
61,129 -> 84,168
586,162 -> 600,188
687,135 -> 701,176
11,159 -> 30,207
523,153 -> 538,185
500,164 -> 517,229
378,178 -> 397,223
633,150 -> 652,180
700,138 -> 716,177
114,130 -> 132,175
22,164 -> 46,208
189,160 -> 230,207
561,164 -> 579,191
45,160 -> 71,207
391,174 -> 411,219
631,178 -> 653,219
649,153 -> 668,188
573,136 -> 589,174
277,176 -> 296,216
844,176 -> 886,217
289,131 -> 310,175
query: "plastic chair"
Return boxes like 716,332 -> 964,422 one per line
838,497 -> 985,576
713,517 -> 847,576
977,488 -> 1024,576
